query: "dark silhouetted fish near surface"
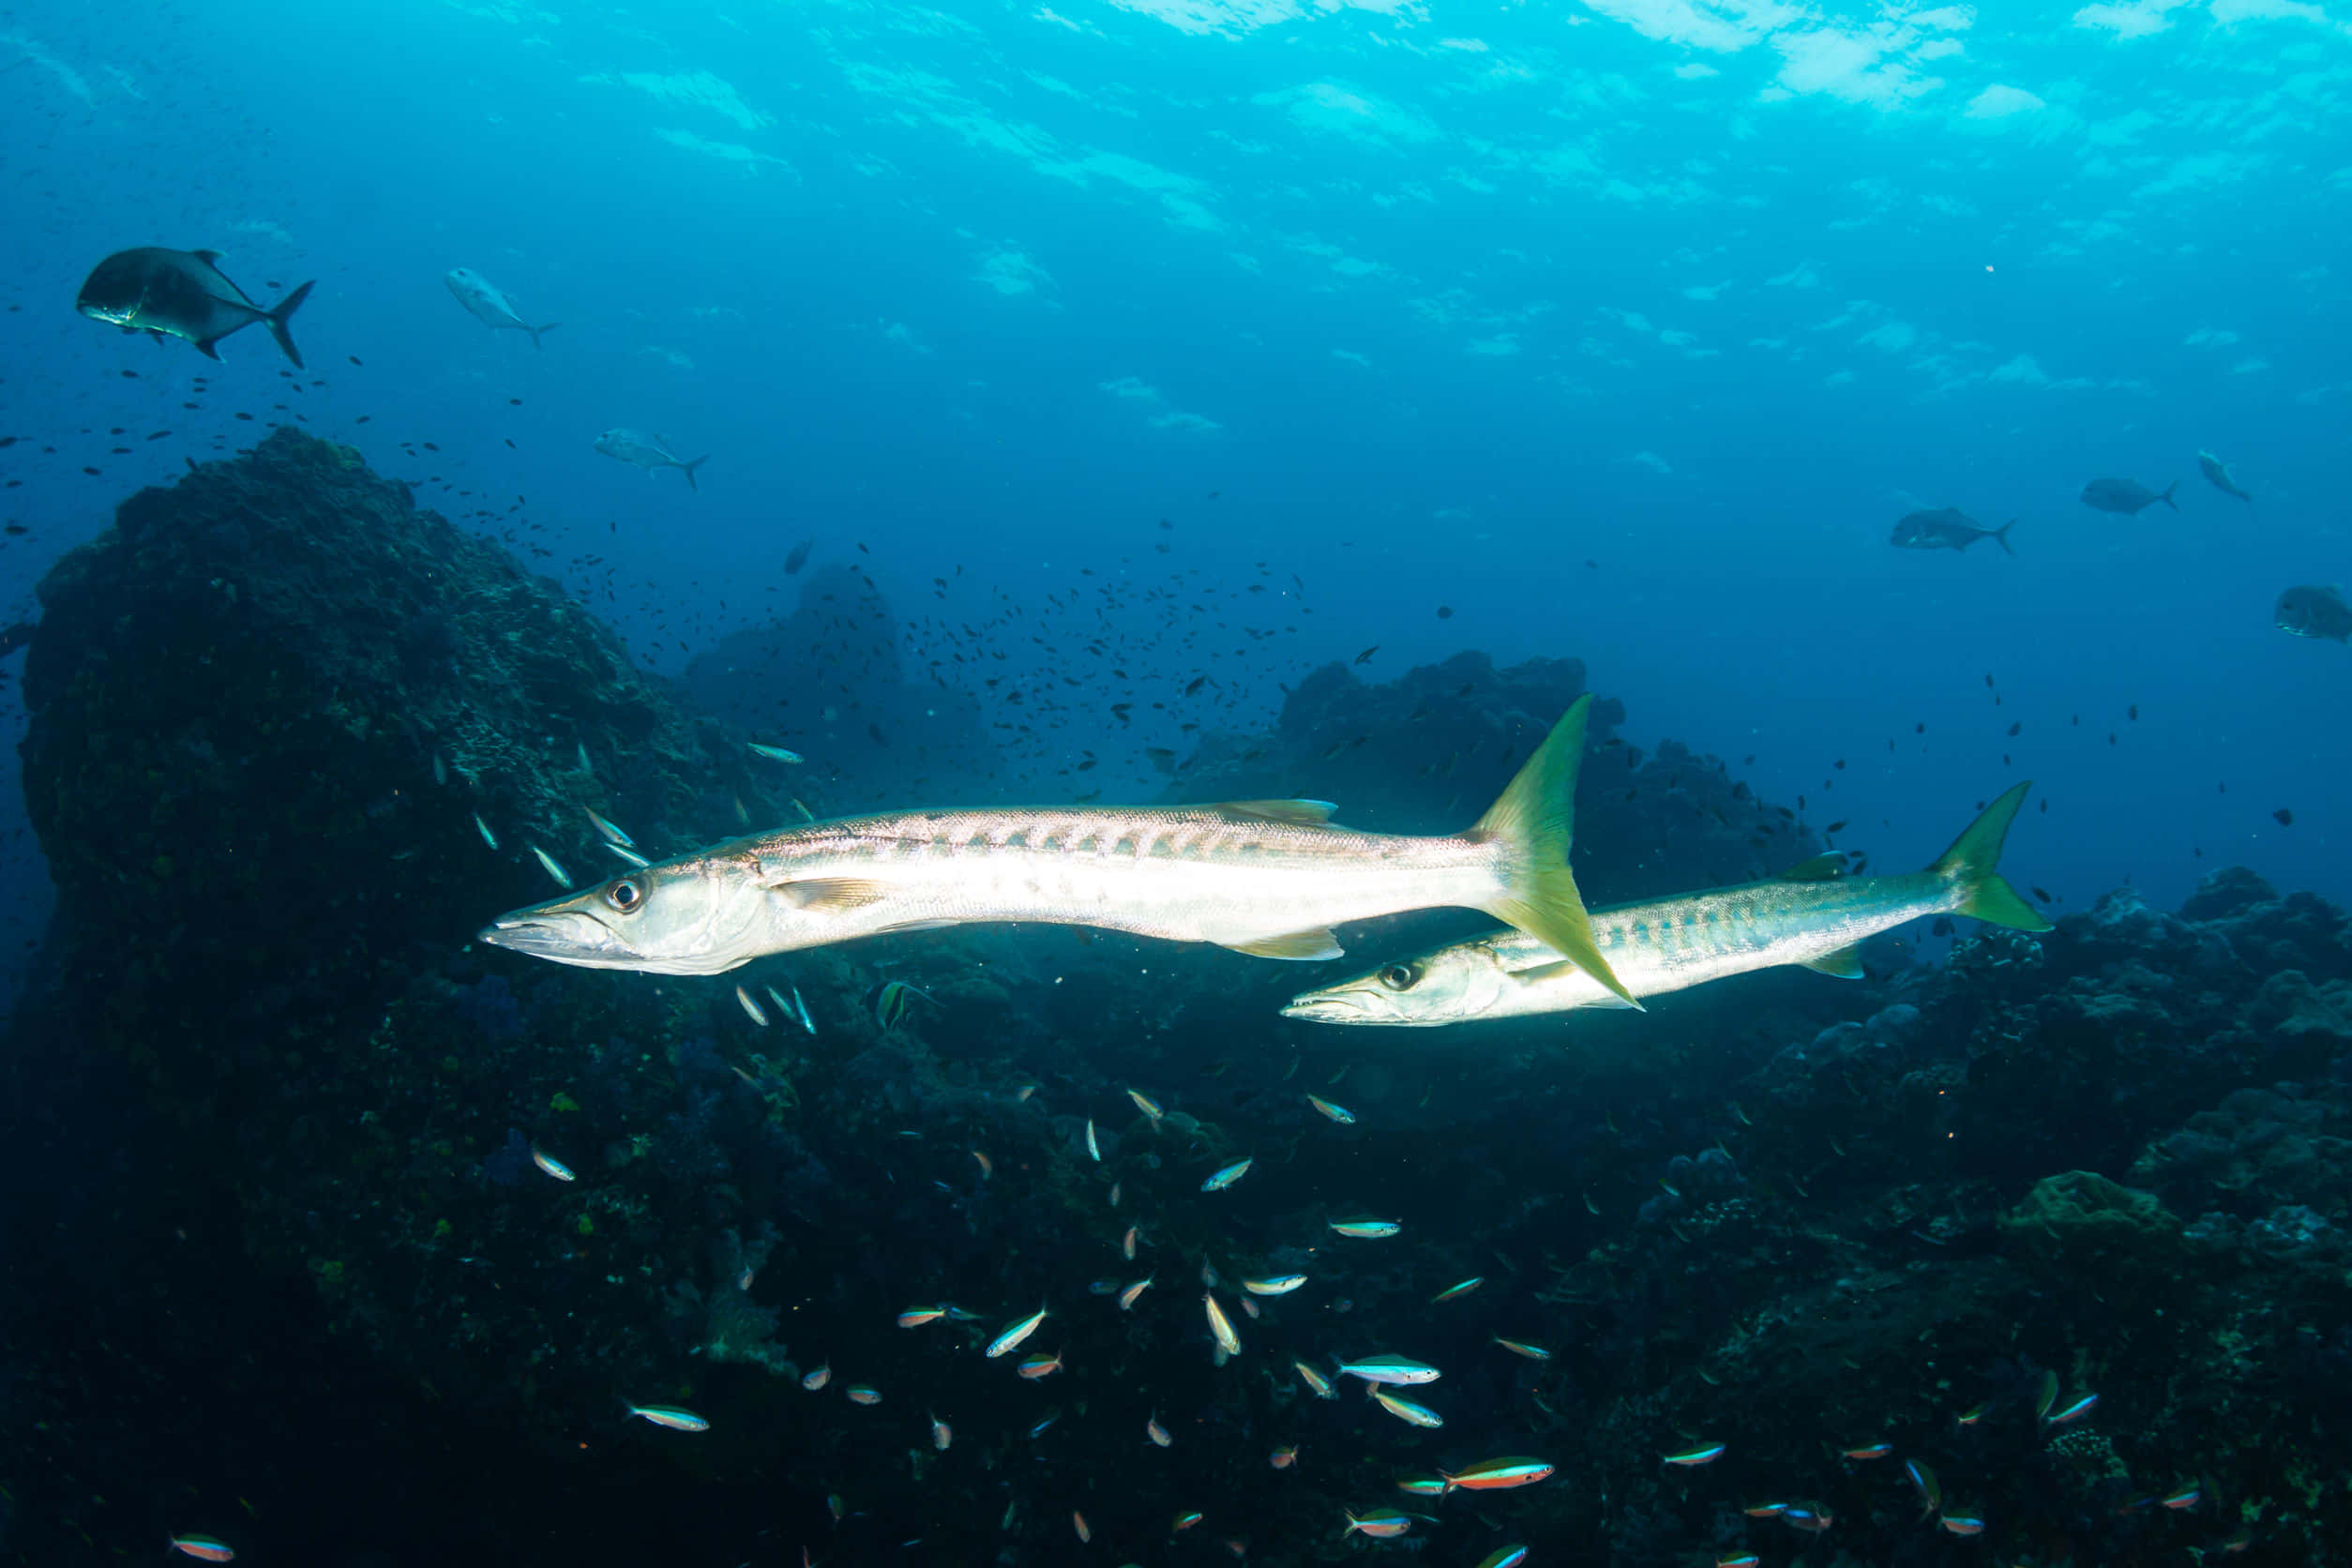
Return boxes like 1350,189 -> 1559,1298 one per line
76,248 -> 314,368
596,430 -> 709,490
784,538 -> 814,574
445,267 -> 559,348
1891,507 -> 2013,555
2079,476 -> 2178,515
479,696 -> 1635,1003
2198,450 -> 2252,502
2275,583 -> 2352,642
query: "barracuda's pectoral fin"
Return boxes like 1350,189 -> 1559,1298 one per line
1216,799 -> 1340,824
769,877 -> 893,912
1224,927 -> 1345,960
1801,944 -> 1866,978
1775,852 -> 1848,882
1514,961 -> 1639,1005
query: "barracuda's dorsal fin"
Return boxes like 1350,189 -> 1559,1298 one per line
771,877 -> 891,912
1224,927 -> 1345,960
1801,944 -> 1866,977
1216,799 -> 1339,824
1776,852 -> 1847,882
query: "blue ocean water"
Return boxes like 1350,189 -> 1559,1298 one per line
4,0 -> 2344,966
5,4 -> 2352,1565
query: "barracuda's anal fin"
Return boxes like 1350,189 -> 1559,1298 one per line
1216,799 -> 1340,824
1801,944 -> 1866,978
772,877 -> 892,912
1225,927 -> 1345,960
1775,852 -> 1848,882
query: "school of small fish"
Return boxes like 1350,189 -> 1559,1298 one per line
429,586 -> 2183,1566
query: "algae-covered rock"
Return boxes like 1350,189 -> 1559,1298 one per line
2001,1168 -> 2184,1276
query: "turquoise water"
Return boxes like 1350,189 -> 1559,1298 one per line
4,0 -> 2345,942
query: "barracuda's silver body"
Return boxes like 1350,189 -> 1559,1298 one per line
479,698 -> 1635,1002
1284,781 -> 2049,1028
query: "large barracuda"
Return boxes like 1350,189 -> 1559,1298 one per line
479,698 -> 1634,1003
1281,782 -> 2047,1028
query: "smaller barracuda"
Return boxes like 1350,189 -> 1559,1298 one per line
476,698 -> 1632,1004
1283,782 -> 2048,1027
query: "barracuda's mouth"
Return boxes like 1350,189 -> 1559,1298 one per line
477,894 -> 641,971
1280,988 -> 1374,1022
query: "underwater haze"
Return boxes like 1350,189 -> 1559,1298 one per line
6,0 -> 2352,1566
4,0 -> 2347,935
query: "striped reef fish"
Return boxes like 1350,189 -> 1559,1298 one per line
1282,782 -> 2047,1027
476,700 -> 1632,1003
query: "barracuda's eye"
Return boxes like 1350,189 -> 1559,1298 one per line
1378,963 -> 1419,992
606,880 -> 642,912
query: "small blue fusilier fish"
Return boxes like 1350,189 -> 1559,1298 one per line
77,248 -> 314,368
445,267 -> 559,349
596,429 -> 710,491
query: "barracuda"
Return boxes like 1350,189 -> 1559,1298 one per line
1282,782 -> 2048,1027
478,698 -> 1633,1003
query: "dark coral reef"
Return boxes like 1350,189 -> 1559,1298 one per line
1,433 -> 2347,1565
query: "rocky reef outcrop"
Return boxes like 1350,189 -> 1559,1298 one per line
679,561 -> 1000,808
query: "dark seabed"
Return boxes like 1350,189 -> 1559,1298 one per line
2,433 -> 2347,1565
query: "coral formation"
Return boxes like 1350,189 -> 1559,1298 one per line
2000,1168 -> 2185,1278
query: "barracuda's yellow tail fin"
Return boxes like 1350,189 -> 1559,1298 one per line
1471,695 -> 1636,1006
1929,781 -> 2052,932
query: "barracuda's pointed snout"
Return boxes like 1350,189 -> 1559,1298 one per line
1284,950 -> 1512,1027
478,889 -> 640,969
1282,967 -> 1420,1026
478,856 -> 775,974
1280,989 -> 1367,1021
